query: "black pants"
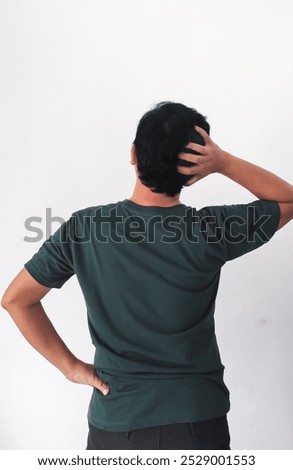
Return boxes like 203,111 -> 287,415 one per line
86,415 -> 231,450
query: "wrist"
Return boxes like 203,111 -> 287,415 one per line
215,150 -> 232,175
60,353 -> 80,379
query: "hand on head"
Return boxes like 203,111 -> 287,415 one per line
177,126 -> 224,186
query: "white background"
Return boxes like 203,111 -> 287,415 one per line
0,0 -> 292,450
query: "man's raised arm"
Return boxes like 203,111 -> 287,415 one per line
177,125 -> 293,230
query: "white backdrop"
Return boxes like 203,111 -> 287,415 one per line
0,0 -> 292,450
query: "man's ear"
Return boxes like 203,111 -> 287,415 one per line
130,144 -> 137,165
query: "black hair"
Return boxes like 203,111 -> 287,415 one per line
133,101 -> 210,197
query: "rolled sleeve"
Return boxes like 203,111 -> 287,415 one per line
24,216 -> 75,288
198,200 -> 280,264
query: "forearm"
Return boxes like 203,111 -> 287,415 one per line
5,300 -> 78,377
219,151 -> 293,203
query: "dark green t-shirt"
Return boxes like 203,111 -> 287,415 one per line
24,198 -> 280,431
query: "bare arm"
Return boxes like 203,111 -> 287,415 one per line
1,268 -> 110,395
177,126 -> 293,230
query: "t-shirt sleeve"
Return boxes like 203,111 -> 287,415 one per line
24,216 -> 76,289
198,199 -> 280,264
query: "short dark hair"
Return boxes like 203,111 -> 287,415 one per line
133,101 -> 210,197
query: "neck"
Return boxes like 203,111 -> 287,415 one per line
129,178 -> 181,207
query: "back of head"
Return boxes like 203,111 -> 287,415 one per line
133,101 -> 210,197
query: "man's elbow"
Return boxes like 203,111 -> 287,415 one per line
1,292 -> 15,311
1,288 -> 22,311
1,295 -> 9,311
